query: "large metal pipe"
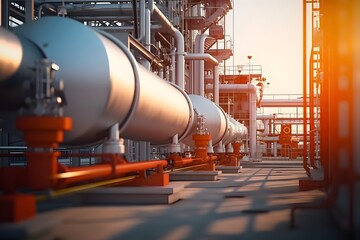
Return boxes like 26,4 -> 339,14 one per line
224,117 -> 248,144
0,17 -> 193,146
0,28 -> 24,84
181,95 -> 246,148
0,17 -> 245,150
208,83 -> 257,159
0,28 -> 44,110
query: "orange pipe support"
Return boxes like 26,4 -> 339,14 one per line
16,116 -> 72,190
216,142 -> 243,167
233,142 -> 242,156
192,134 -> 211,159
169,133 -> 215,170
1,116 -> 72,222
0,194 -> 36,222
198,155 -> 217,171
16,116 -> 72,148
217,154 -> 238,167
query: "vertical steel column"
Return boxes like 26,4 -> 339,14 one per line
25,0 -> 34,22
354,0 -> 360,235
71,149 -> 81,167
309,51 -> 315,168
1,0 -> 9,28
324,0 -> 355,235
302,0 -> 310,173
132,0 -> 138,39
309,1 -> 316,169
319,0 -> 329,184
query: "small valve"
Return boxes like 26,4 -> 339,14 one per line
21,59 -> 66,117
196,115 -> 208,135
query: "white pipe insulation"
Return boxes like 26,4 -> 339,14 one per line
185,53 -> 218,65
0,17 -> 192,146
185,53 -> 219,103
192,34 -> 220,104
257,114 -> 276,136
208,83 -> 258,159
181,95 -> 247,148
0,17 -> 246,149
185,53 -> 219,104
194,34 -> 210,96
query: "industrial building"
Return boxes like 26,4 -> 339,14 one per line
0,0 -> 359,239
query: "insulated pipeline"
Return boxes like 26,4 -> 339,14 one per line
0,17 -> 245,148
0,17 -> 193,146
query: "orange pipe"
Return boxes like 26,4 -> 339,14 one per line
56,159 -> 168,187
172,155 -> 217,168
172,157 -> 203,168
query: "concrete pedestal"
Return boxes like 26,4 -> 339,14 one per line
81,184 -> 184,205
216,166 -> 242,173
169,171 -> 221,181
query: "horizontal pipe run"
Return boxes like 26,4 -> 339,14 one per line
165,163 -> 210,173
57,159 -> 168,187
185,53 -> 218,65
256,114 -> 277,120
172,155 -> 217,168
171,157 -> 205,168
0,17 -> 243,151
0,17 -> 193,146
218,83 -> 257,93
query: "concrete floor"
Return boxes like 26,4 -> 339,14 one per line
1,161 -> 347,240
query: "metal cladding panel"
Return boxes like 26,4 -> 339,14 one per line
182,95 -> 228,147
11,17 -> 135,145
121,65 -> 193,145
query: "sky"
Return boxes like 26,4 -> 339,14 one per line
225,0 -> 304,95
